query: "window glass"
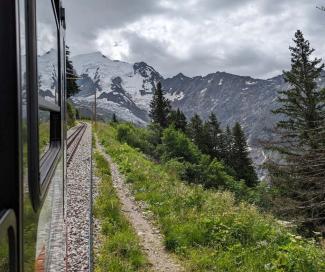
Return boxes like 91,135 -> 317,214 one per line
0,232 -> 10,272
36,0 -> 59,104
35,158 -> 65,271
39,110 -> 51,158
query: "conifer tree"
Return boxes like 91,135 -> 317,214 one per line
149,82 -> 171,128
75,108 -> 80,120
187,114 -> 209,153
232,122 -> 258,187
266,30 -> 325,230
222,125 -> 234,166
205,113 -> 223,159
112,113 -> 118,123
66,46 -> 79,98
273,30 -> 325,149
168,108 -> 187,132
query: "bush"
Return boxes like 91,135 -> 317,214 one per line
116,123 -> 156,156
67,101 -> 76,128
114,123 -> 274,210
159,126 -> 201,164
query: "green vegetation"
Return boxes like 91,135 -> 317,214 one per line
67,101 -> 76,128
96,123 -> 325,272
39,121 -> 50,156
231,122 -> 258,187
187,113 -> 258,188
149,81 -> 258,187
112,113 -> 118,123
66,45 -> 79,98
149,81 -> 171,128
114,122 -> 267,207
93,151 -> 150,272
265,30 -> 325,233
0,238 -> 9,271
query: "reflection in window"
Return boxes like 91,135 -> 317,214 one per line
0,233 -> 10,271
36,0 -> 58,104
39,110 -> 51,158
35,159 -> 65,271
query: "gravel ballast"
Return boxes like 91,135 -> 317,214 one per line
66,124 -> 92,271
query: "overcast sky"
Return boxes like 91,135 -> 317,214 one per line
64,0 -> 325,78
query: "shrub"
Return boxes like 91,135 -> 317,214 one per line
116,123 -> 273,206
159,126 -> 201,164
116,123 -> 155,156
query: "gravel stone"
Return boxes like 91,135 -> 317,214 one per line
66,124 -> 92,272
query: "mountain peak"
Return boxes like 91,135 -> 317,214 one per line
173,73 -> 190,80
73,51 -> 112,61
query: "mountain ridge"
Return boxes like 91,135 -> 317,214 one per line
59,51 -> 325,174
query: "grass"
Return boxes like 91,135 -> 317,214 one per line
39,121 -> 50,157
93,151 -> 151,272
95,122 -> 325,272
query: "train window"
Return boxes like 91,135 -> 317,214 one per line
39,110 -> 51,158
0,210 -> 17,272
30,0 -> 61,197
0,234 -> 10,271
36,0 -> 59,105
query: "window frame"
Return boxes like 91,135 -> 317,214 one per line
26,0 -> 63,210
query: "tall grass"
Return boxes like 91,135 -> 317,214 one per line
96,123 -> 325,272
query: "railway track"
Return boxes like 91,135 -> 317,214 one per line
66,123 -> 92,271
67,122 -> 87,164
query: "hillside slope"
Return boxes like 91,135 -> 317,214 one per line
96,123 -> 325,272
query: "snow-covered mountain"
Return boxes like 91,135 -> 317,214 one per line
37,51 -> 325,174
38,48 -> 59,104
71,52 -> 163,125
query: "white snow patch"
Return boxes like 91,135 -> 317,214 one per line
246,81 -> 257,85
242,87 -> 249,91
218,79 -> 223,86
72,96 -> 146,125
208,79 -> 213,84
166,91 -> 185,101
200,88 -> 207,95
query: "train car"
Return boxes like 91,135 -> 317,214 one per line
0,0 -> 67,271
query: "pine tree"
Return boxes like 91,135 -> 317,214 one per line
75,108 -> 80,120
187,114 -> 209,153
205,113 -> 223,159
168,108 -> 187,132
149,82 -> 171,128
66,45 -> 79,98
232,122 -> 258,187
266,30 -> 325,231
222,125 -> 234,166
273,30 -> 325,149
112,113 -> 118,123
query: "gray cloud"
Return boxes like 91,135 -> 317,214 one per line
65,0 -> 325,79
